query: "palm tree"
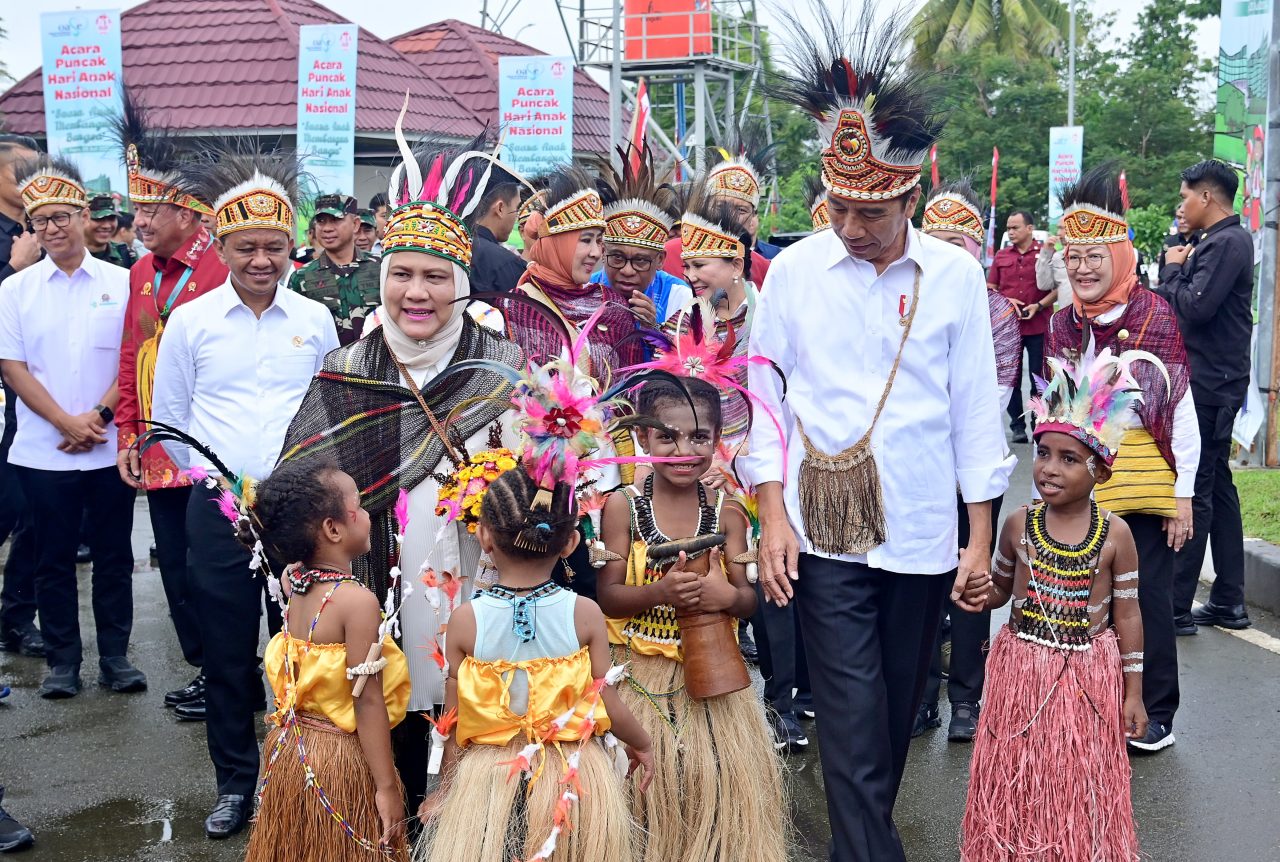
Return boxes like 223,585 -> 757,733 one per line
910,0 -> 1070,69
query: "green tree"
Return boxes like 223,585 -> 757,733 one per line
1127,203 -> 1173,261
911,0 -> 1070,69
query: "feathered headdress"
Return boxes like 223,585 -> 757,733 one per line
534,164 -> 606,237
109,85 -> 212,214
1030,333 -> 1168,466
806,174 -> 830,231
680,181 -> 749,262
596,144 -> 677,251
1058,163 -> 1129,245
16,154 -> 86,214
175,141 -> 300,238
706,120 -> 777,210
767,3 -> 945,202
921,177 -> 984,243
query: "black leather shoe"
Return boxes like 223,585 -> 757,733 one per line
1,627 -> 45,658
948,701 -> 980,742
0,786 -> 35,852
1011,428 -> 1029,444
38,665 -> 82,699
1173,612 -> 1198,636
98,657 -> 147,693
204,794 -> 251,839
164,673 -> 206,707
1191,601 -> 1251,630
75,544 -> 91,564
911,703 -> 941,738
174,698 -> 207,721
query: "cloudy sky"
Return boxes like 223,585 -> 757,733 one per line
4,0 -> 1219,92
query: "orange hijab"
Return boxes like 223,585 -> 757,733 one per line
518,224 -> 584,292
1070,240 -> 1138,318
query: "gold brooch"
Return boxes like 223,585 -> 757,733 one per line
291,336 -> 303,348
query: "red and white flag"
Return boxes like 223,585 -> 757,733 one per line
929,144 -> 939,189
1118,170 -> 1131,212
984,147 -> 1000,265
627,78 -> 650,175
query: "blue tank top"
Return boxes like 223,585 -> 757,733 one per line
471,586 -> 581,715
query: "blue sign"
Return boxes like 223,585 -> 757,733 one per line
297,24 -> 358,199
40,10 -> 125,197
497,56 -> 575,177
1047,126 -> 1084,229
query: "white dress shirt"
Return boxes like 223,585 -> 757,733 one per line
151,278 -> 339,480
0,252 -> 129,471
743,227 -> 1016,575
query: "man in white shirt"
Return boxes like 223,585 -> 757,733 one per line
747,20 -> 1014,862
0,156 -> 143,699
152,152 -> 338,839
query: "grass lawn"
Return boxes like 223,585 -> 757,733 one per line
1234,468 -> 1280,544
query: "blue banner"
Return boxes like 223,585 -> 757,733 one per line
1047,126 -> 1083,229
40,10 -> 125,197
497,56 -> 575,177
297,24 -> 358,200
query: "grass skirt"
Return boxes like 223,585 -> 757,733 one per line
246,715 -> 410,862
415,735 -> 637,862
961,627 -> 1139,861
613,648 -> 788,862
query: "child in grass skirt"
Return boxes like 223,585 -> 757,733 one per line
961,348 -> 1153,861
598,377 -> 787,862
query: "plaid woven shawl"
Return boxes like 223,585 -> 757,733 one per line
498,276 -> 643,380
278,317 -> 523,599
989,291 -> 1022,390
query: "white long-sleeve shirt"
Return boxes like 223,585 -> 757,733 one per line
743,227 -> 1016,575
151,279 -> 339,481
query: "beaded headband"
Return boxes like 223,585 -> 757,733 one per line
706,159 -> 761,209
604,198 -> 673,251
212,173 -> 294,238
810,195 -> 830,231
381,200 -> 473,272
126,144 -> 212,214
539,188 -> 606,237
921,192 -> 984,243
517,190 -> 548,231
20,170 -> 87,214
1060,204 -> 1129,245
680,212 -> 744,260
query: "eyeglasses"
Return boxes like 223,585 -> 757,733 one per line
28,211 -> 77,231
1065,252 -> 1107,271
604,252 -> 654,272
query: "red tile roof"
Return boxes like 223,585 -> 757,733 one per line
0,0 -> 484,139
392,19 -> 622,156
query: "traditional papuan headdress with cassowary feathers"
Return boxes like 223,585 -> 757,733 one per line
1057,163 -> 1130,245
109,85 -> 212,214
805,174 -> 830,231
175,140 -> 301,238
679,179 -> 752,262
705,120 -> 778,211
16,154 -> 87,214
594,144 -> 678,252
921,177 -> 985,243
524,163 -> 606,238
766,3 -> 946,202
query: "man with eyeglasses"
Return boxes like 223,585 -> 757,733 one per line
0,155 -> 140,700
591,196 -> 692,326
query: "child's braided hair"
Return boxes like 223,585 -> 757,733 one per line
236,458 -> 347,563
480,467 -> 578,560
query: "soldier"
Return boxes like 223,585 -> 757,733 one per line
287,192 -> 380,344
83,194 -> 137,269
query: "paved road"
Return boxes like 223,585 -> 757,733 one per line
3,449 -> 1279,861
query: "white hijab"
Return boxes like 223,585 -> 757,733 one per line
376,252 -> 470,387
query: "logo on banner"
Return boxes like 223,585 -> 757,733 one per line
95,15 -> 112,34
550,61 -> 566,78
47,18 -> 85,38
339,30 -> 352,50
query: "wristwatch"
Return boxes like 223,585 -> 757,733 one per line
93,404 -> 114,424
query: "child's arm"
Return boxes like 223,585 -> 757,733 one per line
418,604 -> 474,824
575,597 -> 654,792
984,509 -> 1023,611
596,491 -> 701,618
695,499 -> 757,618
1107,516 -> 1148,741
343,587 -> 405,849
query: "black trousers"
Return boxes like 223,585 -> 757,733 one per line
187,483 -> 282,796
1173,402 -> 1247,614
752,580 -> 811,715
148,486 -> 202,668
0,393 -> 37,638
1129,514 -> 1179,727
922,495 -> 1003,707
1006,332 -> 1045,432
14,465 -> 136,668
795,555 -> 949,862
393,710 -> 432,835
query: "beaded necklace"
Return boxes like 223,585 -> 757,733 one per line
632,474 -> 719,564
1017,502 -> 1109,652
479,580 -> 562,643
287,565 -> 359,595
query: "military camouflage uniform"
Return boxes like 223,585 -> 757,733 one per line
287,249 -> 381,344
90,241 -> 138,270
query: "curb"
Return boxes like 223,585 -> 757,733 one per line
1242,538 -> 1280,616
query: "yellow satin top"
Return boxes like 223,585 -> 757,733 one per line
606,540 -> 685,662
455,646 -> 611,748
263,633 -> 411,734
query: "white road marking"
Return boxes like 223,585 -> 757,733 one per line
1193,603 -> 1280,655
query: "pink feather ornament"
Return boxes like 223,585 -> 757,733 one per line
393,488 -> 410,537
215,490 -> 240,524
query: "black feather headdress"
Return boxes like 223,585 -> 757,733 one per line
108,85 -> 211,213
595,144 -> 677,251
534,163 -> 606,237
921,177 -> 985,243
14,153 -> 87,212
175,140 -> 302,237
1057,163 -> 1130,246
766,2 -> 945,202
705,119 -> 778,210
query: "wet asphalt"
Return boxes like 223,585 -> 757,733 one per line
2,449 -> 1279,861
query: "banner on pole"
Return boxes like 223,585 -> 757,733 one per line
1047,126 -> 1083,229
498,56 -> 575,178
40,9 -> 125,197
296,24 -> 358,201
